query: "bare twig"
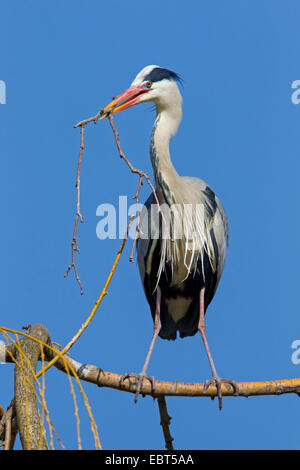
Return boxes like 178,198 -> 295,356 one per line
65,107 -> 106,294
69,100 -> 165,296
157,397 -> 174,450
74,109 -> 104,128
129,175 -> 143,262
64,125 -> 85,294
67,104 -> 160,292
129,227 -> 139,263
107,113 -> 160,209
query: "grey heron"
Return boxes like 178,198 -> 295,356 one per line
101,65 -> 238,409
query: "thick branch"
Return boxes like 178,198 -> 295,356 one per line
67,364 -> 300,399
14,324 -> 50,450
5,342 -> 299,400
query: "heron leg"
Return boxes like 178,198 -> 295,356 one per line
121,287 -> 162,403
198,287 -> 239,410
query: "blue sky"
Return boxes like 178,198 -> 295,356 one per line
1,0 -> 300,450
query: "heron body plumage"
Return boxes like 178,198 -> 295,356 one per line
135,70 -> 228,340
101,65 -> 238,407
138,178 -> 228,340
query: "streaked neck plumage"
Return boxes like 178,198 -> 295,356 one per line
150,87 -> 182,206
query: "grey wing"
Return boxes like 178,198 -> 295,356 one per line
180,176 -> 228,302
208,197 -> 228,298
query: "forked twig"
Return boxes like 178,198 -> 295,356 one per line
66,106 -> 162,293
74,109 -> 104,128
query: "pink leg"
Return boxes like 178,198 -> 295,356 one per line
120,287 -> 162,402
198,287 -> 239,410
133,287 -> 162,402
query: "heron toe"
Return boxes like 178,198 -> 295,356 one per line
203,377 -> 239,410
119,372 -> 156,402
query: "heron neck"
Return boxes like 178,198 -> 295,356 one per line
150,108 -> 181,205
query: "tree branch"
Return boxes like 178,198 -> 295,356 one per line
5,340 -> 300,400
3,325 -> 300,451
14,324 -> 49,450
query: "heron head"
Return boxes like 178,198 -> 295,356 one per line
100,65 -> 182,119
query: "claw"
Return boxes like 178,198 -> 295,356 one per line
119,373 -> 156,402
119,372 -> 132,388
134,374 -> 156,403
203,377 -> 239,410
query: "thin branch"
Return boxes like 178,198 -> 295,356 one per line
74,109 -> 104,128
157,397 -> 174,451
64,125 -> 85,294
129,175 -> 143,262
108,114 -> 161,209
67,106 -> 160,292
36,215 -> 134,379
74,107 -> 163,263
65,110 -> 102,295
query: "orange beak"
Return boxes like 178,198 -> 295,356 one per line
100,84 -> 148,120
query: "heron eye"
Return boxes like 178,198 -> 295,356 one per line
145,81 -> 152,89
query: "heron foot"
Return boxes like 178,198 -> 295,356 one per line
120,372 -> 156,402
203,377 -> 239,410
